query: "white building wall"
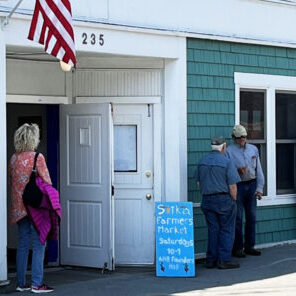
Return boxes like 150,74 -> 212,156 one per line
1,0 -> 296,46
0,0 -> 189,278
74,69 -> 162,97
7,60 -> 66,96
0,28 -> 7,281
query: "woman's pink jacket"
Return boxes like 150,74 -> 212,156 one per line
26,177 -> 62,245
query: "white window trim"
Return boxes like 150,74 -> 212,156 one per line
259,0 -> 296,7
235,72 -> 296,207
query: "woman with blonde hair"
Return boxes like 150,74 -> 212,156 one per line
9,123 -> 54,293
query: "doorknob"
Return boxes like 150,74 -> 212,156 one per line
146,194 -> 152,200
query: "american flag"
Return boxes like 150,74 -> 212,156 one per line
28,0 -> 76,67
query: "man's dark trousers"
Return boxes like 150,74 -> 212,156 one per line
233,180 -> 257,252
201,194 -> 237,263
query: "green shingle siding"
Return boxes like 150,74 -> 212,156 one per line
193,207 -> 208,253
188,75 -> 233,89
187,62 -> 234,76
187,38 -> 296,203
187,126 -> 232,139
187,38 -> 296,251
287,48 -> 296,58
193,205 -> 296,254
188,88 -> 234,102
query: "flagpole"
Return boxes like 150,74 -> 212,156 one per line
1,0 -> 25,28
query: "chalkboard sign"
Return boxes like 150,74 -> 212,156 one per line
155,202 -> 195,277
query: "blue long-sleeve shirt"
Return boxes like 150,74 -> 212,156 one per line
226,143 -> 265,194
195,151 -> 240,195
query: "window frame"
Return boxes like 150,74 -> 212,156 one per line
258,0 -> 296,6
235,72 -> 296,206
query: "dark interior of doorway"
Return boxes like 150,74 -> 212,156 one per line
7,103 -> 59,272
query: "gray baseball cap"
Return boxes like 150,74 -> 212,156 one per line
211,136 -> 226,145
232,125 -> 247,138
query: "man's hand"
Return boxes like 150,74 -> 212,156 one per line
229,184 -> 237,201
256,191 -> 263,200
237,166 -> 247,176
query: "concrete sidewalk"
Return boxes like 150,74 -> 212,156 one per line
1,243 -> 296,295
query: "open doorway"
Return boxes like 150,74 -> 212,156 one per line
6,103 -> 59,271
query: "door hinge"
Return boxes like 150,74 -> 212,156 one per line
111,185 -> 114,196
147,104 -> 151,117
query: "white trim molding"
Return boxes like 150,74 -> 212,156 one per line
6,95 -> 69,104
76,96 -> 161,104
235,72 -> 296,207
0,28 -> 7,281
259,0 -> 296,6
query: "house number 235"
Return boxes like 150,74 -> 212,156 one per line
82,33 -> 104,46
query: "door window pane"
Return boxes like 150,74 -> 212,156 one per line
240,90 -> 267,195
114,125 -> 137,172
276,93 -> 296,194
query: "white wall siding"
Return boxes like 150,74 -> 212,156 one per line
0,0 -> 109,20
0,28 -> 7,281
77,58 -> 164,69
74,70 -> 162,97
6,60 -> 66,96
2,0 -> 296,46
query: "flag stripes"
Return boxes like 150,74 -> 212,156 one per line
28,0 -> 76,67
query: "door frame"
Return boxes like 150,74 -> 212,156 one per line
5,95 -> 163,204
4,96 -> 162,267
76,96 -> 162,204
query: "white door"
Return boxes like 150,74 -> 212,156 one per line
113,104 -> 154,264
60,103 -> 114,269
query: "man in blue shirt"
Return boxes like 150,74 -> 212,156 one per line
195,136 -> 241,269
226,125 -> 265,258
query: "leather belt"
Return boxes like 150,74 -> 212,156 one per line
239,179 -> 256,185
203,192 -> 229,197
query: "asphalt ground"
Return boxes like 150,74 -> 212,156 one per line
1,243 -> 296,295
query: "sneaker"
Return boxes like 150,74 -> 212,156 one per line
16,285 -> 31,292
217,260 -> 240,269
244,248 -> 261,256
31,285 -> 54,293
232,249 -> 246,258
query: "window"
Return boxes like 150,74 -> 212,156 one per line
240,90 -> 267,195
114,125 -> 137,172
276,93 -> 296,194
235,72 -> 296,205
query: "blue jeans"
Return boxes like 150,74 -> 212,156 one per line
17,217 -> 45,287
233,180 -> 257,252
201,195 -> 237,262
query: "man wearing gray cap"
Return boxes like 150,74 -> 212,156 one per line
195,136 -> 241,269
226,125 -> 265,258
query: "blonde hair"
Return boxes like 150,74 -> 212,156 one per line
14,123 -> 40,153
